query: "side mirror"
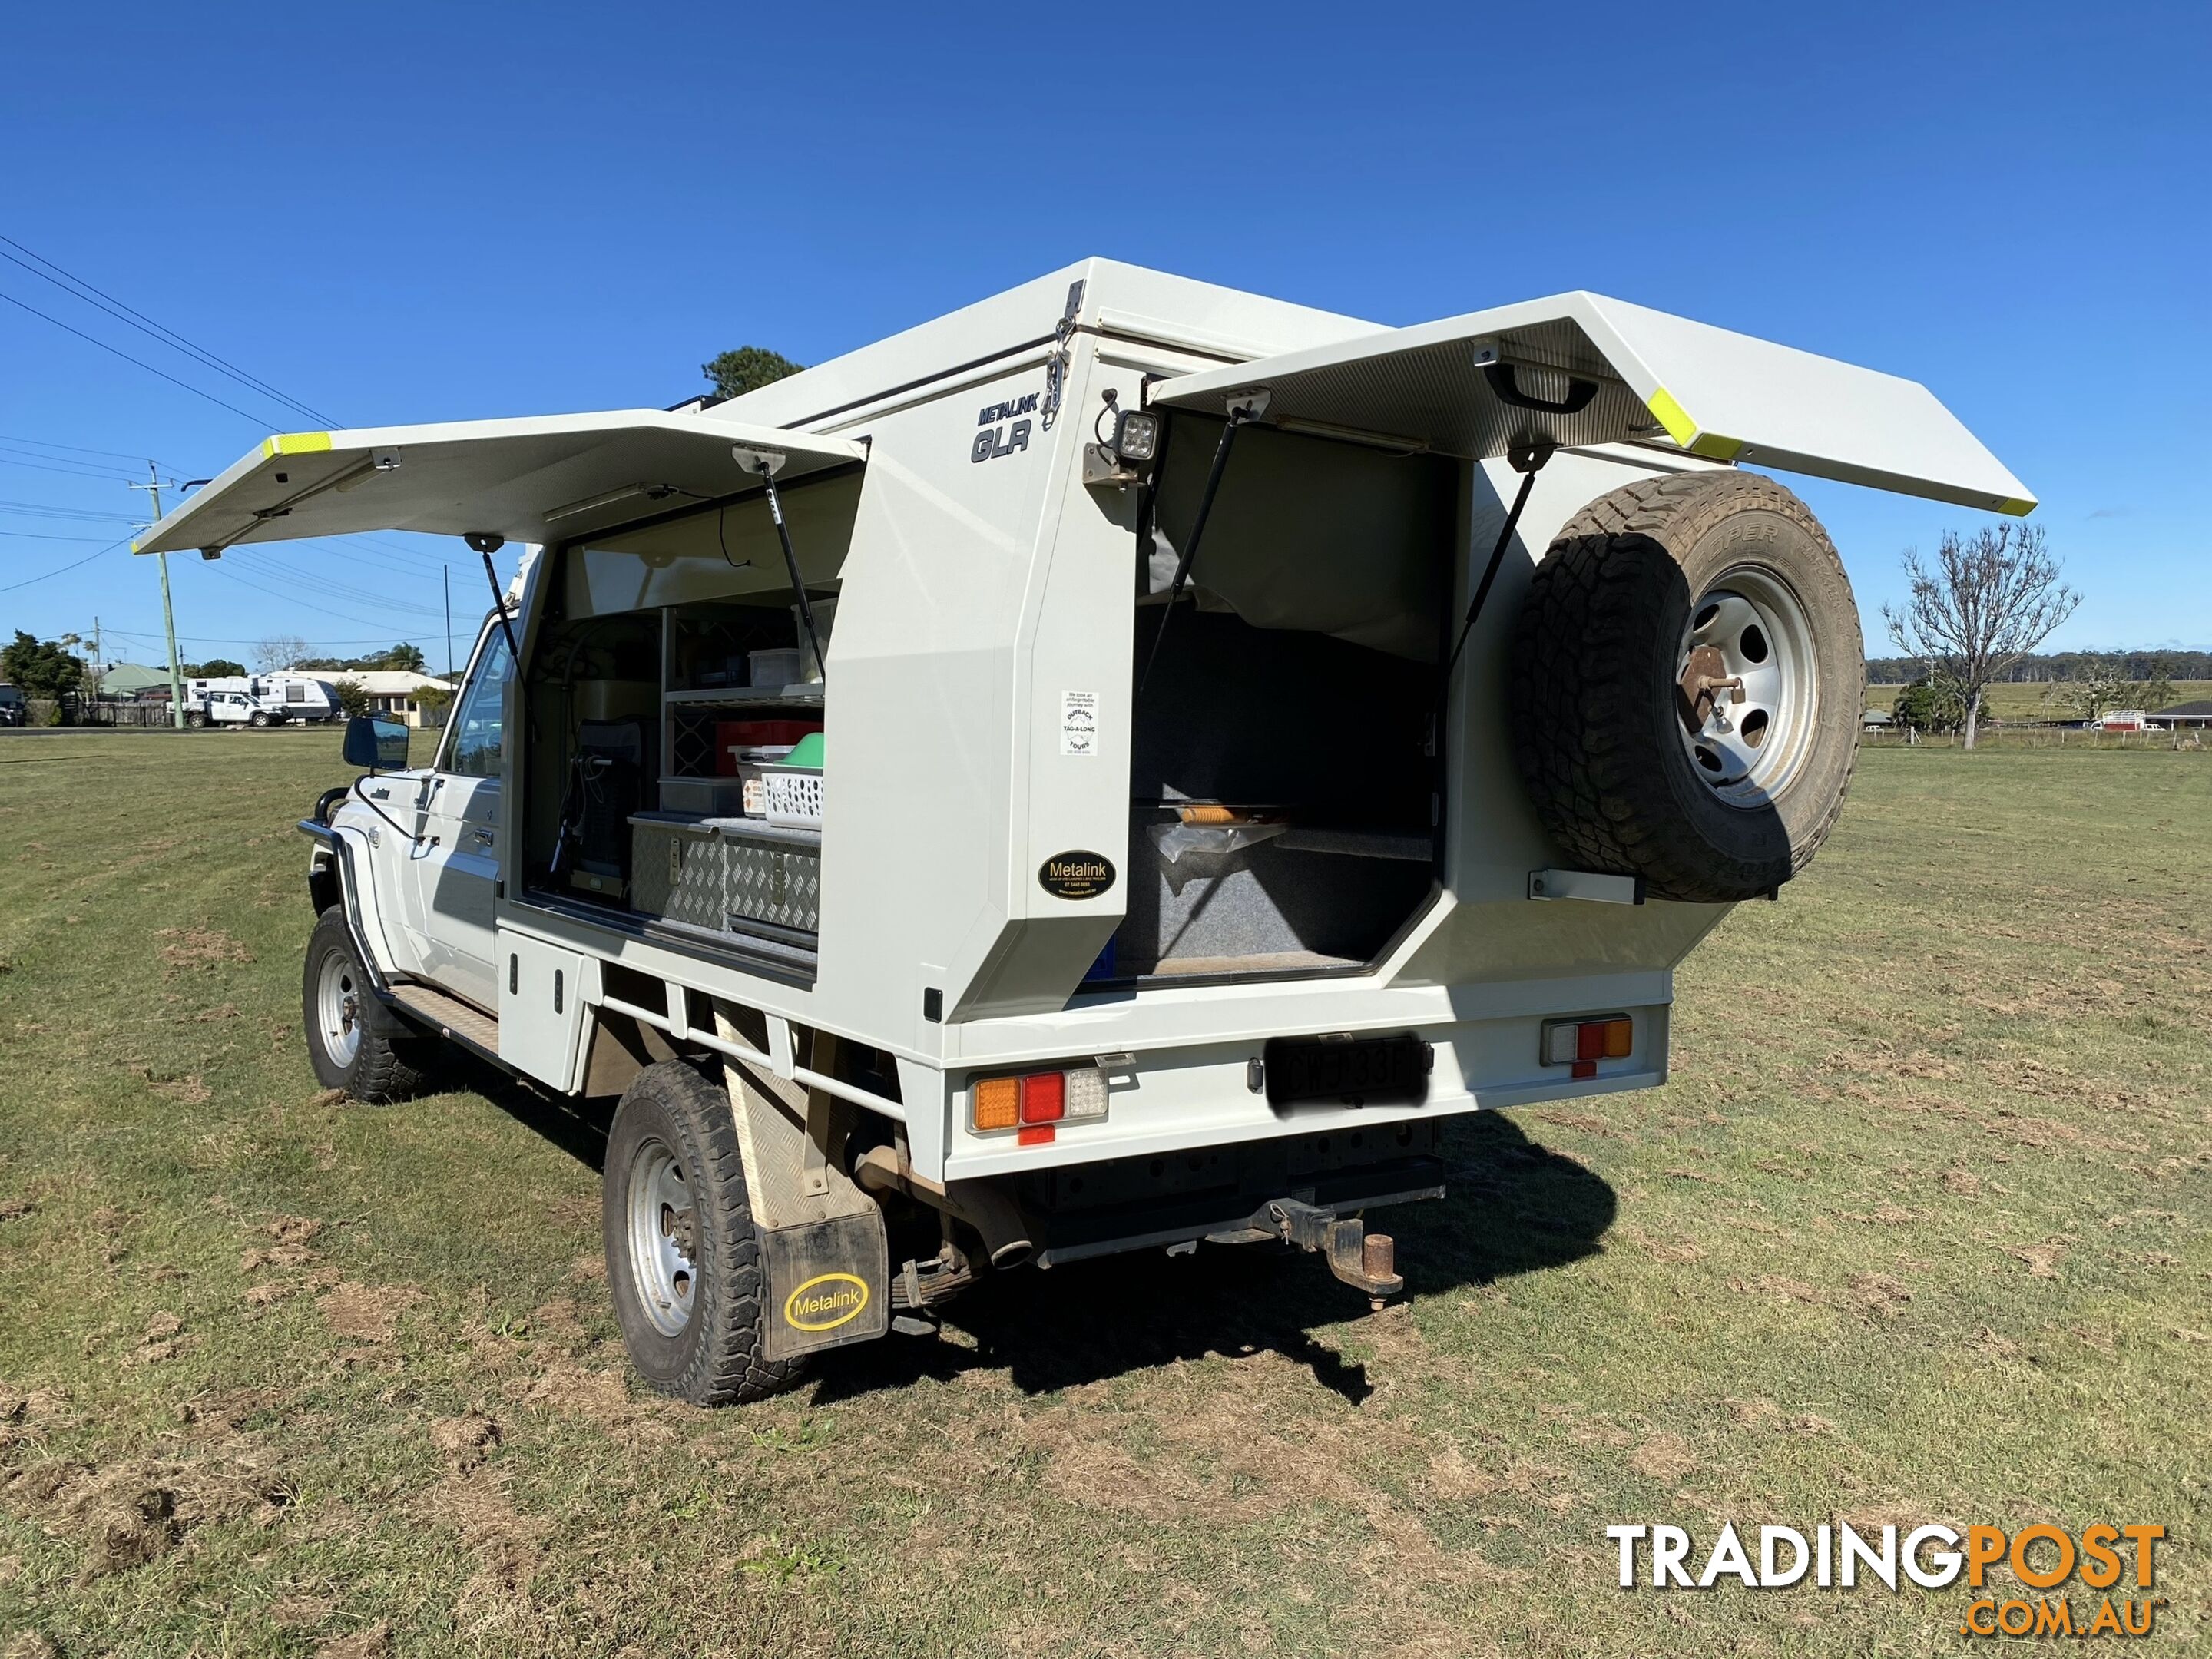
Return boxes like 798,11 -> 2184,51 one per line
342,714 -> 410,770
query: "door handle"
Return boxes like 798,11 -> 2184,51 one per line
471,829 -> 495,846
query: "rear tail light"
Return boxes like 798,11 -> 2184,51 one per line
971,1064 -> 1110,1141
1541,1015 -> 1633,1079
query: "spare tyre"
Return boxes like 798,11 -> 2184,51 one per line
1508,470 -> 1862,904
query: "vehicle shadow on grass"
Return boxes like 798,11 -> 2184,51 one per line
810,1111 -> 1615,1407
450,1052 -> 617,1172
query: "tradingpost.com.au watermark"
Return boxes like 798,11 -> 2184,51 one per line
1607,1521 -> 2169,1637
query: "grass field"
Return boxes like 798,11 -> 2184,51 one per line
2,730 -> 2207,1657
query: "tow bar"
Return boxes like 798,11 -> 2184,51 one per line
1266,1197 -> 1404,1310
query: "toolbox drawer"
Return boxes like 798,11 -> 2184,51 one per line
631,813 -> 822,936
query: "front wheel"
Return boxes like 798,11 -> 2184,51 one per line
303,906 -> 427,1101
249,710 -> 272,727
602,1059 -> 808,1406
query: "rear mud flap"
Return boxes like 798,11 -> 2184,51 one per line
759,1210 -> 890,1363
717,1011 -> 892,1363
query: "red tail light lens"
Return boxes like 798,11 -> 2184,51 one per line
1019,1072 -> 1065,1124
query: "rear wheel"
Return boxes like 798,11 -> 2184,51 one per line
184,710 -> 207,728
303,906 -> 426,1101
602,1059 -> 807,1406
1509,472 -> 1862,902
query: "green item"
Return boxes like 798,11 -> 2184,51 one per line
784,730 -> 825,770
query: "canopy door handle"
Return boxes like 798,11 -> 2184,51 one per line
1481,359 -> 1599,416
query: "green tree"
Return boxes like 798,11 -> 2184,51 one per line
702,346 -> 804,402
1892,674 -> 1968,733
191,657 -> 247,679
2137,656 -> 2177,713
331,679 -> 373,718
0,631 -> 84,700
298,643 -> 427,673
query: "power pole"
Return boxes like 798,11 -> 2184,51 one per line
443,565 -> 453,681
127,462 -> 184,729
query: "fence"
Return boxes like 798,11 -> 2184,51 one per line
1863,724 -> 2207,750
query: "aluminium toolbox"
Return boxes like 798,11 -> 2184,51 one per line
629,812 -> 823,936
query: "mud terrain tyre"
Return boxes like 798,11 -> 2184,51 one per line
1508,472 -> 1863,903
603,1059 -> 808,1406
303,906 -> 427,1101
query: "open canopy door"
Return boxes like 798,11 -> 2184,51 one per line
1153,292 -> 2034,516
131,409 -> 868,557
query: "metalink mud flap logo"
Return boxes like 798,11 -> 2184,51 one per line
783,1272 -> 869,1332
1039,850 -> 1114,900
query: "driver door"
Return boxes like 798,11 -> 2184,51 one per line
405,624 -> 511,1009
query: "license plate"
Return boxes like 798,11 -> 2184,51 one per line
1263,1033 -> 1432,1108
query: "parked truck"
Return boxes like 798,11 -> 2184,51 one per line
134,260 -> 2033,1403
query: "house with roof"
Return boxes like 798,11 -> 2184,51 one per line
333,670 -> 455,727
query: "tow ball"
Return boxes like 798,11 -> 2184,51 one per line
1266,1197 -> 1404,1310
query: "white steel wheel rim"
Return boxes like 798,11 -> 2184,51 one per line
624,1137 -> 699,1338
1674,566 -> 1820,808
316,951 -> 363,1069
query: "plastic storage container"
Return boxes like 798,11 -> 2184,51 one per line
747,647 -> 806,690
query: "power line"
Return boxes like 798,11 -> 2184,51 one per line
0,498 -> 137,522
227,548 -> 450,618
199,559 -> 446,632
0,234 -> 335,427
0,537 -> 127,593
0,289 -> 273,426
0,433 -> 187,469
92,624 -> 428,647
0,449 -> 141,483
0,527 -> 117,541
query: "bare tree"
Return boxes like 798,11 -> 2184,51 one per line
1883,524 -> 2078,750
252,634 -> 313,673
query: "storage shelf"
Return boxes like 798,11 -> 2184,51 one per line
664,686 -> 824,707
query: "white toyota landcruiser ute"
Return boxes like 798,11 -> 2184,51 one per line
133,260 -> 2033,1402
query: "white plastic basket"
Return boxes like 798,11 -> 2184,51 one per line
762,767 -> 823,828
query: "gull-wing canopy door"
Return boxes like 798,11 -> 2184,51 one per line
131,409 -> 869,557
1154,292 -> 2033,515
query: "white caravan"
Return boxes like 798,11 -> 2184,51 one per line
135,260 -> 2033,1403
184,671 -> 339,724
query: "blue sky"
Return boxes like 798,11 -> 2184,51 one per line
2,2 -> 2205,669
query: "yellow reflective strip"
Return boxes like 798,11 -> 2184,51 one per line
270,431 -> 333,455
1688,432 -> 1745,462
128,538 -> 141,553
260,436 -> 280,459
1997,496 -> 2035,517
1644,387 -> 1698,447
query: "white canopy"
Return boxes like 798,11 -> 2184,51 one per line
132,409 -> 868,556
1153,292 -> 2034,516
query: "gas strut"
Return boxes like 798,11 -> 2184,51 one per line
1139,389 -> 1269,694
733,447 -> 827,679
1441,439 -> 1555,686
465,531 -> 522,664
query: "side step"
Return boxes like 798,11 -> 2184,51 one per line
386,979 -> 500,1065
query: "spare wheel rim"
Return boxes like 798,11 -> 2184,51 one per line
1674,565 -> 1820,808
316,951 -> 363,1068
625,1137 -> 698,1338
